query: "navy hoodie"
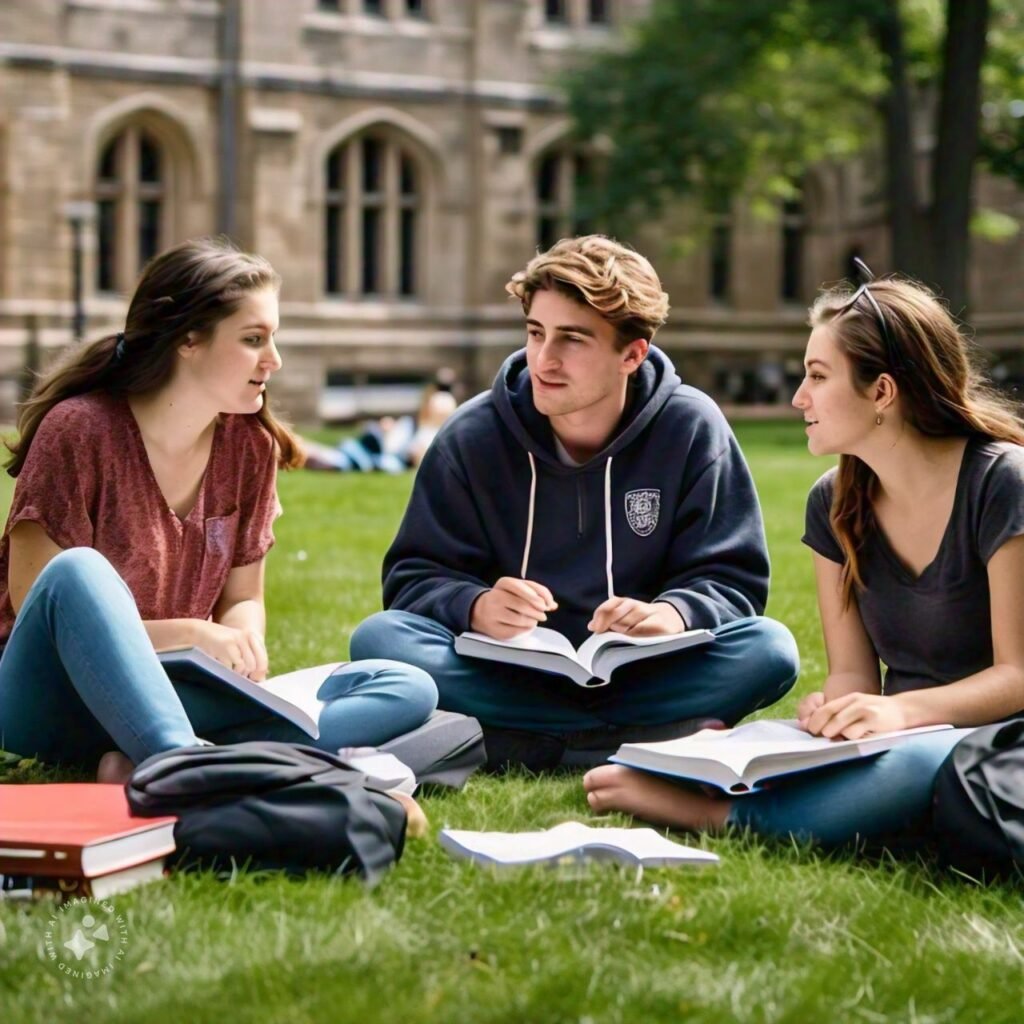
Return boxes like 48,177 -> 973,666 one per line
382,346 -> 770,646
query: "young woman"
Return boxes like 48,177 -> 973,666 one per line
0,238 -> 436,795
584,267 -> 1024,846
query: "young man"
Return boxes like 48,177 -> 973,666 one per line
352,235 -> 798,768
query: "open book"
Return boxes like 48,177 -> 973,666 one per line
158,647 -> 346,740
611,719 -> 954,794
454,626 -> 714,687
439,821 -> 719,869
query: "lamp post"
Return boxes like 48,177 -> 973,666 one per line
63,201 -> 96,343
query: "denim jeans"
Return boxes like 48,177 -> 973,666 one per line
0,549 -> 437,768
350,610 -> 800,733
727,727 -> 973,846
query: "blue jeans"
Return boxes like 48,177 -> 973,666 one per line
727,728 -> 973,846
0,549 -> 437,767
350,610 -> 799,733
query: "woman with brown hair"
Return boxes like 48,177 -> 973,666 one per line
584,263 -> 1024,845
0,238 -> 435,786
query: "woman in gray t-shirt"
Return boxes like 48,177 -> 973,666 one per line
584,267 -> 1024,846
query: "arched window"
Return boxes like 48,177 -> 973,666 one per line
95,126 -> 166,293
780,193 -> 806,303
325,132 -> 421,298
535,146 -> 594,251
708,193 -> 733,304
544,0 -> 567,23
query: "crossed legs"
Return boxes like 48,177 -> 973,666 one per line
585,728 -> 972,846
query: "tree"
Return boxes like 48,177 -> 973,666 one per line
980,9 -> 1024,188
564,0 -> 1022,313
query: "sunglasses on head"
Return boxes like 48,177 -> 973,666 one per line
837,258 -> 908,376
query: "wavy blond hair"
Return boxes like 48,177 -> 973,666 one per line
506,235 -> 670,347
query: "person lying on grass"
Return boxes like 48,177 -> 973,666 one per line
586,263 -> 1024,846
0,238 -> 434,834
300,367 -> 459,473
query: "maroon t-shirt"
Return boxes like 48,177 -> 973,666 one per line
0,393 -> 281,642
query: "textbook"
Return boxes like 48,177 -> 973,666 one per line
158,647 -> 346,740
2,860 -> 168,902
0,784 -> 176,890
454,626 -> 714,687
611,719 -> 954,794
439,821 -> 720,869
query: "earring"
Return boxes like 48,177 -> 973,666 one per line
875,413 -> 883,426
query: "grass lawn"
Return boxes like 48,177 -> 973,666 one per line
1,421 -> 1022,1024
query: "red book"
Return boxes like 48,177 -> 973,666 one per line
0,784 -> 177,879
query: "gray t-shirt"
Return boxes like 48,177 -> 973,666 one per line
802,436 -> 1024,694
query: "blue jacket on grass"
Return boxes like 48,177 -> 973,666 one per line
382,347 -> 770,647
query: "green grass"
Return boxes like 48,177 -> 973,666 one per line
2,422 -> 1022,1024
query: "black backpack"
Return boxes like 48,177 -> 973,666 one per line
127,742 -> 408,884
932,719 -> 1024,878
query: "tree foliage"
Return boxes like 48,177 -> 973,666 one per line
979,5 -> 1024,186
564,0 -> 1023,309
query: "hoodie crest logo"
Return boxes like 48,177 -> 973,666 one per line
625,489 -> 660,537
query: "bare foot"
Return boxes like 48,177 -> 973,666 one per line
583,764 -> 731,833
96,751 -> 135,785
389,790 -> 429,839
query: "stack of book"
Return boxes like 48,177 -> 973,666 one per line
0,784 -> 177,900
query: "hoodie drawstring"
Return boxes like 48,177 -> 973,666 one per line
521,451 -> 537,579
520,451 -> 614,600
604,456 -> 614,599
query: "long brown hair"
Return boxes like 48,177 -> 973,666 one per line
7,237 -> 303,476
810,277 -> 1024,605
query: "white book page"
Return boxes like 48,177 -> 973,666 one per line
543,824 -> 718,865
630,719 -> 951,777
259,663 -> 345,722
576,629 -> 700,674
440,822 -> 718,866
461,627 -> 583,665
630,720 -> 842,775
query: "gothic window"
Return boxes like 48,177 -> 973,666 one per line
544,0 -> 567,24
535,146 -> 595,251
780,193 -> 806,303
542,0 -> 610,28
708,195 -> 733,303
95,126 -> 167,293
325,133 -> 422,298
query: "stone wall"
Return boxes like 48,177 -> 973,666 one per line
0,0 -> 1020,423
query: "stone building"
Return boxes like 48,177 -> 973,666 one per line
0,0 -> 1021,421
